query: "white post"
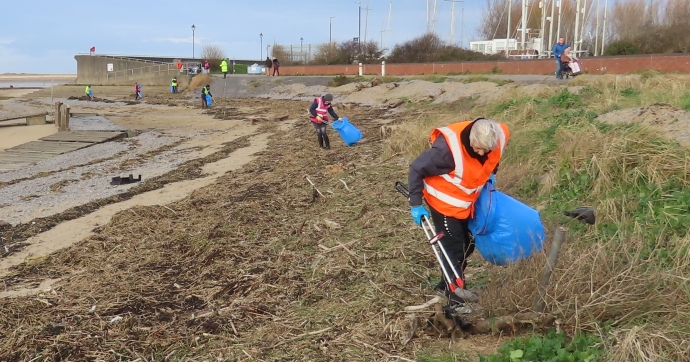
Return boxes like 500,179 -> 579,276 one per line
50,78 -> 54,105
580,0 -> 587,55
601,0 -> 608,55
574,0 -> 581,52
594,0 -> 600,56
556,0 -> 563,42
450,1 -> 455,43
381,61 -> 386,76
548,0 -> 555,56
507,0 -> 512,42
521,0 -> 528,50
359,63 -> 363,76
540,0 -> 548,58
387,0 -> 392,50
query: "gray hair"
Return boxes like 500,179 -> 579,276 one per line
469,118 -> 500,150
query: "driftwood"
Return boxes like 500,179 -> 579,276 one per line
250,114 -> 289,124
387,100 -> 405,109
407,304 -> 557,344
380,125 -> 403,139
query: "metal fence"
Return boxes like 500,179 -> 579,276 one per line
268,43 -> 322,64
107,62 -> 205,80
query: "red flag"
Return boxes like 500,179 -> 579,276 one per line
90,46 -> 96,52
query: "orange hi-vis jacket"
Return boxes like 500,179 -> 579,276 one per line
422,121 -> 510,219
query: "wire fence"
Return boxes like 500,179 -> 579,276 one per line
267,43 -> 323,64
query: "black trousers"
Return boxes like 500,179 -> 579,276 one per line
428,204 -> 475,286
312,122 -> 330,148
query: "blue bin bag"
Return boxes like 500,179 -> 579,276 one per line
170,85 -> 174,93
468,181 -> 545,266
205,95 -> 212,106
331,117 -> 363,146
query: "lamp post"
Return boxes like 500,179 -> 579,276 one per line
330,16 -> 336,45
191,24 -> 196,60
355,2 -> 361,50
300,37 -> 304,64
260,33 -> 263,60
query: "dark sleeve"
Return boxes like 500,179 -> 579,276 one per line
407,136 -> 456,207
327,107 -> 339,119
309,101 -> 318,117
492,162 -> 499,175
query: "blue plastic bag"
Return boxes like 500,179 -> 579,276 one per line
331,117 -> 362,146
468,181 -> 545,266
205,95 -> 212,106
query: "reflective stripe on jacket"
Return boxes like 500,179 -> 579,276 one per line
422,121 -> 510,219
310,97 -> 330,123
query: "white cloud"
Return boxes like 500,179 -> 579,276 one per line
0,38 -> 14,45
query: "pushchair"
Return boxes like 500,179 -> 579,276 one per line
560,59 -> 582,79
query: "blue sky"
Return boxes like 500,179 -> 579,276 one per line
0,0 -> 486,74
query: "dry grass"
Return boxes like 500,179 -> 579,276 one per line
383,74 -> 690,361
1,100 -> 495,361
186,73 -> 212,92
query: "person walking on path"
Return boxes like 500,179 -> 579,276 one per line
552,38 -> 569,80
272,58 -> 280,76
220,59 -> 229,79
308,93 -> 341,150
264,57 -> 273,76
407,118 -> 510,305
85,85 -> 93,101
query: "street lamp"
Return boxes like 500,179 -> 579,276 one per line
330,16 -> 336,45
260,33 -> 263,60
300,37 -> 304,64
355,2 -> 361,48
191,24 -> 196,60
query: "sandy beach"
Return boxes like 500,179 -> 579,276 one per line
0,125 -> 57,151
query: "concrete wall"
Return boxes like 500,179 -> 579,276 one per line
75,55 -> 158,84
104,70 -> 192,87
278,54 -> 690,76
76,55 -> 262,85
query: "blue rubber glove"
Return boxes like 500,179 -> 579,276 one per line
410,205 -> 431,227
489,174 -> 496,185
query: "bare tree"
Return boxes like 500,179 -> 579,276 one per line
201,45 -> 226,71
270,44 -> 292,65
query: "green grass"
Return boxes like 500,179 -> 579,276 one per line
327,74 -> 368,87
679,92 -> 690,110
479,329 -> 603,362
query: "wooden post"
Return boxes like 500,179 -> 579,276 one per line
64,106 -> 70,131
55,102 -> 62,129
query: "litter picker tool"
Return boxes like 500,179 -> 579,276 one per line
395,181 -> 479,303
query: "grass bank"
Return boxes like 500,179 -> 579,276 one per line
385,73 -> 690,361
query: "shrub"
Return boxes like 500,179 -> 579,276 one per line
604,41 -> 640,56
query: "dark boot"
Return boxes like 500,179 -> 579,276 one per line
318,135 -> 324,149
323,135 -> 331,150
